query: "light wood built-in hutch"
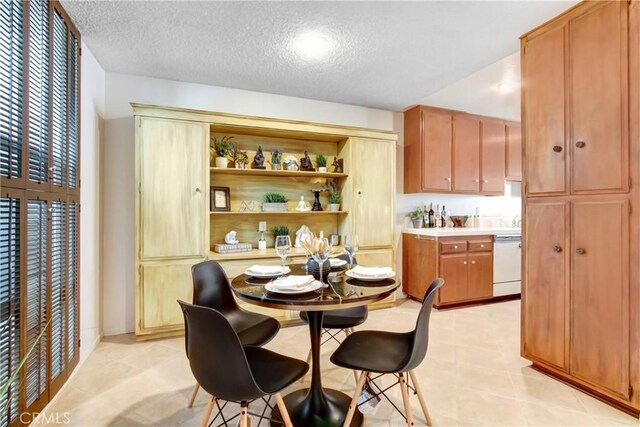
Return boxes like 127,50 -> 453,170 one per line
133,104 -> 397,339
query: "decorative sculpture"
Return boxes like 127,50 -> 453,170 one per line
300,151 -> 315,171
332,157 -> 343,173
310,189 -> 323,211
252,146 -> 266,169
224,230 -> 239,245
295,225 -> 312,248
295,196 -> 311,212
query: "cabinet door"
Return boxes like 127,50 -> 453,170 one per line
480,118 -> 506,194
467,252 -> 493,300
438,253 -> 468,305
524,202 -> 569,370
138,262 -> 195,332
571,200 -> 629,398
402,235 -> 433,300
506,123 -> 522,181
453,115 -> 480,193
351,138 -> 394,248
422,110 -> 452,192
138,118 -> 208,260
570,1 -> 628,193
523,27 -> 566,195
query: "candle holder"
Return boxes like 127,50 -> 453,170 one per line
310,189 -> 324,211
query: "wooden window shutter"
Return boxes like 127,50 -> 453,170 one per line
66,198 -> 79,363
51,10 -> 68,189
0,0 -> 25,183
67,34 -> 79,190
49,198 -> 67,381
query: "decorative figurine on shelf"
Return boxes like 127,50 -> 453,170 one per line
258,221 -> 267,250
300,151 -> 315,171
224,230 -> 239,245
332,157 -> 343,173
295,196 -> 311,212
284,155 -> 299,171
252,146 -> 266,169
310,189 -> 324,211
295,225 -> 312,248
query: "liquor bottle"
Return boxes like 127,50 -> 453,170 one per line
441,205 -> 447,228
423,203 -> 428,228
434,204 -> 441,228
428,203 -> 435,228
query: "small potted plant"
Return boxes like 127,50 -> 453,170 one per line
234,150 -> 249,169
315,154 -> 327,173
327,181 -> 341,211
211,136 -> 234,168
408,207 -> 425,228
271,149 -> 283,170
262,192 -> 288,212
272,225 -> 290,238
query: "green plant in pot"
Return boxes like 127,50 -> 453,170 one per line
327,180 -> 341,211
272,225 -> 290,237
233,149 -> 249,169
408,207 -> 425,228
211,136 -> 235,168
271,149 -> 283,170
315,154 -> 327,172
262,192 -> 289,212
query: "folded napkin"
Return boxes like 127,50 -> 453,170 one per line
351,266 -> 393,277
269,275 -> 315,290
247,265 -> 286,275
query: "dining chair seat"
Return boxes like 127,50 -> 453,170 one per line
329,330 -> 413,374
227,310 -> 281,346
244,346 -> 309,394
299,306 -> 367,329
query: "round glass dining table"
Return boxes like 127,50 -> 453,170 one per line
230,263 -> 398,427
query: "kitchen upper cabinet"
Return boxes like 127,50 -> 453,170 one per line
505,122 -> 522,181
570,1 -> 628,194
422,110 -> 453,192
571,200 -> 629,398
524,202 -> 569,370
453,115 -> 480,193
480,118 -> 506,194
523,26 -> 566,195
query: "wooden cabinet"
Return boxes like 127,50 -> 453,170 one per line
404,105 -> 515,195
402,233 -> 494,307
505,122 -> 522,181
521,0 -> 638,415
480,118 -> 506,194
453,116 -> 480,193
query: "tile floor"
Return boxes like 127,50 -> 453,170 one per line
35,300 -> 638,426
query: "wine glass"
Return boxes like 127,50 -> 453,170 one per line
343,234 -> 359,269
275,235 -> 292,277
311,237 -> 332,284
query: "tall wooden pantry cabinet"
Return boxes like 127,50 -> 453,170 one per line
521,0 -> 639,416
133,104 -> 397,339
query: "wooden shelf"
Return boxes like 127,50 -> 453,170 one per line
210,211 -> 347,215
209,246 -> 345,261
211,167 -> 348,179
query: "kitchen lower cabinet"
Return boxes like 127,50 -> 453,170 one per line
467,252 -> 493,300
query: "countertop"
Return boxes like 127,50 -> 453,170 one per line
403,227 -> 521,237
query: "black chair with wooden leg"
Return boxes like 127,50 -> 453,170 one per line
299,254 -> 366,383
186,261 -> 280,408
178,301 -> 308,427
331,278 -> 445,427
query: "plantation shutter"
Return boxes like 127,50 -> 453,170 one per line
67,34 -> 79,190
25,198 -> 48,408
50,199 -> 67,381
27,0 -> 50,186
0,0 -> 25,182
51,10 -> 68,188
67,199 -> 79,362
0,193 -> 21,426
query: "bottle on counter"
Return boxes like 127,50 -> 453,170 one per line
423,203 -> 429,228
434,204 -> 441,228
441,205 -> 447,228
428,203 -> 435,228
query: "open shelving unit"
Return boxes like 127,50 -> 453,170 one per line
210,211 -> 348,215
211,167 -> 348,179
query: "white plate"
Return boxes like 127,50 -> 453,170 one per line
245,266 -> 291,278
265,280 -> 323,294
345,269 -> 396,282
329,258 -> 347,267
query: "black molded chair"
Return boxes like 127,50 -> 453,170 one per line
187,261 -> 280,407
178,301 -> 308,427
331,278 -> 445,426
299,255 -> 367,383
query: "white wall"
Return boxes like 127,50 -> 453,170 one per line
101,73 -> 396,336
79,43 -> 105,360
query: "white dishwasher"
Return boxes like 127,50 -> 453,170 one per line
493,235 -> 522,297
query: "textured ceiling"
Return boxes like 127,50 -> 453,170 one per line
61,1 -> 576,111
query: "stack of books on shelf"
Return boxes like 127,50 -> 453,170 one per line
214,243 -> 253,254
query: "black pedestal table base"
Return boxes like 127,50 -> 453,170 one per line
271,311 -> 363,427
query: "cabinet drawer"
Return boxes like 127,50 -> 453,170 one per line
440,241 -> 467,254
468,240 -> 493,252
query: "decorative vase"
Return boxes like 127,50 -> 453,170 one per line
235,162 -> 246,169
262,202 -> 289,212
412,219 -> 422,228
272,163 -> 282,170
318,167 -> 328,173
329,204 -> 340,212
215,157 -> 228,168
306,258 -> 331,282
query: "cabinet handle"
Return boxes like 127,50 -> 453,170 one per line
471,260 -> 476,264
195,188 -> 201,193
463,261 -> 467,265
576,141 -> 586,148
553,145 -> 563,153
480,244 -> 485,248
553,245 -> 562,253
446,177 -> 451,182
453,245 -> 458,249
576,248 -> 586,255
483,180 -> 489,183
473,179 -> 480,183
